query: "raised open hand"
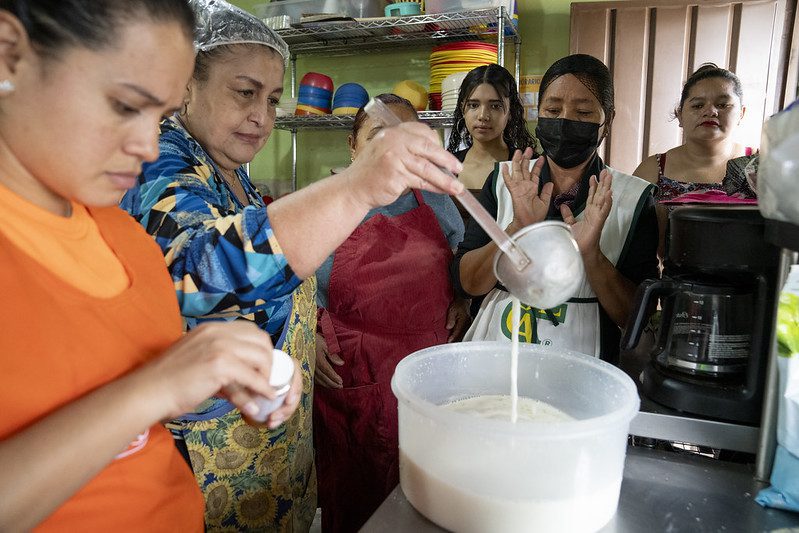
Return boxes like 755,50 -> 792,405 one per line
560,169 -> 613,255
503,148 -> 554,231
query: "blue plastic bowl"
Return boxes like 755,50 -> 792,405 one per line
298,85 -> 334,99
385,2 -> 421,16
298,94 -> 333,109
333,85 -> 368,109
334,83 -> 368,100
336,82 -> 368,96
332,96 -> 369,108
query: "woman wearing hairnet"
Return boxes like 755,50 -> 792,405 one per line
120,1 -> 464,530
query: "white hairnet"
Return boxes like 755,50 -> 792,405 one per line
189,0 -> 289,63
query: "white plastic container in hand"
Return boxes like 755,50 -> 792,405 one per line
392,342 -> 639,533
250,349 -> 294,423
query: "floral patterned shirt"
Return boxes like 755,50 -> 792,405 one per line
120,116 -> 317,531
120,116 -> 301,338
654,151 -> 757,203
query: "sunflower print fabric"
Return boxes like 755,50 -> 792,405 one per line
183,277 -> 317,532
120,117 -> 317,531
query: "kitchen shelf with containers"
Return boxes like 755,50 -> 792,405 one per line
271,7 -> 519,57
264,6 -> 520,188
274,111 -> 456,130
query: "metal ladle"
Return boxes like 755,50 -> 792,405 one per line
364,98 -> 583,309
365,98 -> 531,270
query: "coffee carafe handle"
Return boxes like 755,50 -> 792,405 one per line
621,279 -> 686,351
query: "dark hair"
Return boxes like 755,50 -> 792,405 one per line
447,64 -> 535,153
352,93 -> 418,139
676,63 -> 743,113
0,0 -> 195,58
539,54 -> 615,123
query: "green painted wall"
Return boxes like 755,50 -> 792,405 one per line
231,0 -> 580,194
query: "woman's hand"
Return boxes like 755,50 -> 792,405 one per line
134,321 -> 282,422
446,297 -> 472,342
314,332 -> 344,389
560,169 -> 613,256
224,355 -> 303,429
260,359 -> 303,429
503,149 -> 554,232
344,122 -> 464,210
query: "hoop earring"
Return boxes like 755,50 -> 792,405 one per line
0,80 -> 15,93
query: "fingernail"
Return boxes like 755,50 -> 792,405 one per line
244,401 -> 260,417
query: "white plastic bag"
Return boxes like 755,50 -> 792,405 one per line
758,99 -> 799,224
756,265 -> 799,512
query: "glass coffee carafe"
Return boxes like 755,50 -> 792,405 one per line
624,278 -> 755,383
655,281 -> 753,378
621,206 -> 781,424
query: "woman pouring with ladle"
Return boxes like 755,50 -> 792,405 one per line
453,54 -> 659,364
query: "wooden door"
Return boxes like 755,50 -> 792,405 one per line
570,0 -> 796,174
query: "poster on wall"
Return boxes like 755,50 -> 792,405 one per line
520,74 -> 543,122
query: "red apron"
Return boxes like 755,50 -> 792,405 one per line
314,190 -> 454,532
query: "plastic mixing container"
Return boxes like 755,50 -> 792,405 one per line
391,341 -> 639,533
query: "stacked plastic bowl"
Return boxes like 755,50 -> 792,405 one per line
332,83 -> 369,115
392,80 -> 428,111
441,71 -> 468,113
297,72 -> 333,115
429,42 -> 497,110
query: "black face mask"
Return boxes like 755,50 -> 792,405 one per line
535,117 -> 601,169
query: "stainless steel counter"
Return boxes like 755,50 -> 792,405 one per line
362,446 -> 799,532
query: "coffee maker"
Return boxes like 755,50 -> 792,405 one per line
623,206 -> 781,425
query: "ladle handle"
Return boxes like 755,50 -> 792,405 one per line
364,98 -> 531,271
454,188 -> 530,269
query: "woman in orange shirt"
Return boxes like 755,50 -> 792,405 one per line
0,1 -> 463,530
0,1 -> 281,531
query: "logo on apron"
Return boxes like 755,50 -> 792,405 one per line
500,302 -> 567,342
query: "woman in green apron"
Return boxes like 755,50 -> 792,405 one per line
453,54 -> 659,364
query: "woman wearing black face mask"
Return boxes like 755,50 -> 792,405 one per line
451,54 -> 659,363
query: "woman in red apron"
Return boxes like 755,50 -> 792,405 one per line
314,94 -> 469,532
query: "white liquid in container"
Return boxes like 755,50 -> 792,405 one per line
444,394 -> 573,423
401,451 -> 620,533
394,342 -> 637,533
414,397 -> 610,531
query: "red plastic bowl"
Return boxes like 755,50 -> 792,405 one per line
300,72 -> 334,92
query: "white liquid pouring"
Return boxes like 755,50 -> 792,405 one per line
510,296 -> 520,423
